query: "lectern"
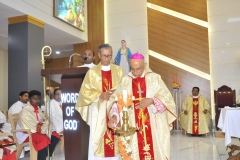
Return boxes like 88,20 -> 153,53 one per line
41,67 -> 89,160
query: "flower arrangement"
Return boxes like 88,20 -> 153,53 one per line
116,94 -> 133,112
172,73 -> 181,90
118,136 -> 132,160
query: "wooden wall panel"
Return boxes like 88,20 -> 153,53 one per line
149,55 -> 211,104
44,57 -> 69,87
73,0 -> 104,67
43,0 -> 104,86
148,8 -> 209,74
147,0 -> 207,21
45,78 -> 60,87
45,57 -> 69,69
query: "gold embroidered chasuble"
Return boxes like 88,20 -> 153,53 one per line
179,94 -> 210,134
107,68 -> 177,160
75,63 -> 125,157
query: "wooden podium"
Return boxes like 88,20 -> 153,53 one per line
41,68 -> 89,160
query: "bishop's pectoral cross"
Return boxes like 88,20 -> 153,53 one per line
135,82 -> 144,101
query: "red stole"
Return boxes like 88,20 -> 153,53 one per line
132,77 -> 155,159
192,98 -> 199,135
102,70 -> 115,157
32,105 -> 39,121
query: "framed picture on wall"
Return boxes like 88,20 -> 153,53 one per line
53,0 -> 85,31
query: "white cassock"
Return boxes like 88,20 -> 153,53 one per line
77,63 -> 96,69
46,99 -> 63,134
42,99 -> 53,115
8,101 -> 27,122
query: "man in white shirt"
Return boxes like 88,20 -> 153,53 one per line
8,91 -> 29,159
8,91 -> 29,121
77,49 -> 96,68
46,88 -> 63,159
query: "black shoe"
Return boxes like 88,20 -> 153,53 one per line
25,150 -> 30,155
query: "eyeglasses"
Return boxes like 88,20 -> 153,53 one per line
55,93 -> 61,96
101,54 -> 112,59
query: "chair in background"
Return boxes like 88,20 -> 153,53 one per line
2,110 -> 8,122
214,85 -> 236,130
9,113 -> 37,160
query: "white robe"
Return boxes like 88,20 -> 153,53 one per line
46,99 -> 63,133
77,63 -> 96,68
8,101 -> 27,122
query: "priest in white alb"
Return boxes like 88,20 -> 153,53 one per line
107,53 -> 177,160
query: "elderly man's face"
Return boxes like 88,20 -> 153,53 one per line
99,48 -> 112,66
130,59 -> 145,77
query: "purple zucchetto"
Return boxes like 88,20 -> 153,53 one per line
130,52 -> 144,60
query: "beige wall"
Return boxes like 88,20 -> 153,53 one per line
208,0 -> 240,100
0,50 -> 8,110
104,0 -> 148,63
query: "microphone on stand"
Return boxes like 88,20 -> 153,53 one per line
68,53 -> 87,68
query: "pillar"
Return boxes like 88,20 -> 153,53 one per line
8,15 -> 44,106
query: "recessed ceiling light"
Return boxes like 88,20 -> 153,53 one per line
56,51 -> 60,54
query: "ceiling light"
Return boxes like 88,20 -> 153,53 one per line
56,51 -> 60,54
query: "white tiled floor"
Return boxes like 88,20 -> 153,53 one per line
21,131 -> 239,160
